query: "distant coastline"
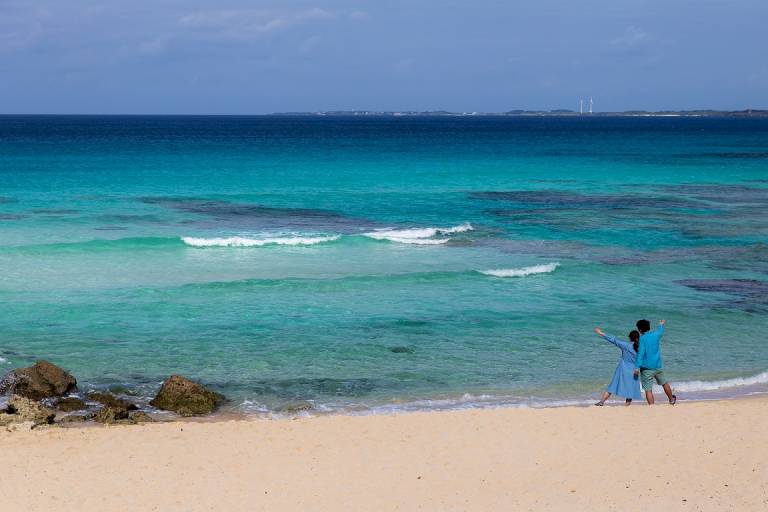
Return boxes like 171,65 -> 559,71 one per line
270,109 -> 768,118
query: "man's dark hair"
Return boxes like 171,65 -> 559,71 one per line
636,319 -> 651,333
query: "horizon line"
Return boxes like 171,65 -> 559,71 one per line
1,108 -> 767,117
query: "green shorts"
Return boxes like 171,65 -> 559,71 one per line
640,369 -> 668,391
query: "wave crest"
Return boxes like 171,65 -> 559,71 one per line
363,223 -> 473,245
670,370 -> 768,393
182,235 -> 340,248
479,262 -> 560,278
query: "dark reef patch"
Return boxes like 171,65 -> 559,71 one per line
677,279 -> 768,312
654,184 -> 768,205
96,214 -> 166,224
30,209 -> 79,215
470,190 -> 697,209
677,278 -> 768,296
138,197 -> 373,231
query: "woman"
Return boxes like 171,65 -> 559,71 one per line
593,327 -> 642,405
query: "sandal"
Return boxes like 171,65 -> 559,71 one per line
670,395 -> 677,405
594,401 -> 605,406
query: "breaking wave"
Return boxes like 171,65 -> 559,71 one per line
363,223 -> 473,245
181,235 -> 341,247
479,262 -> 560,278
670,370 -> 768,393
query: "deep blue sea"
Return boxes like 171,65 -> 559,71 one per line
1,115 -> 767,414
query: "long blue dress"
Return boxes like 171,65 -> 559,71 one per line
601,334 -> 643,400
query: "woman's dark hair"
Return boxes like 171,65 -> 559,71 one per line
629,330 -> 640,352
636,319 -> 651,333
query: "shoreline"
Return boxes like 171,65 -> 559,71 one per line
3,395 -> 767,511
5,367 -> 765,425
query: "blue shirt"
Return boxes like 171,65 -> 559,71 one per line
635,324 -> 664,370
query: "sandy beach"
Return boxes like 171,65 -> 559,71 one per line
2,397 -> 767,511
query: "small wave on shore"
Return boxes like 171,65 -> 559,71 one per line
181,235 -> 341,247
362,223 -> 473,245
669,369 -> 768,393
479,262 -> 560,278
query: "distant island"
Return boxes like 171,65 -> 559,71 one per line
270,109 -> 768,117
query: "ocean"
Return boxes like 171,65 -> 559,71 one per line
1,115 -> 767,414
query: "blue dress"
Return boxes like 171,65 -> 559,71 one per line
601,334 -> 643,400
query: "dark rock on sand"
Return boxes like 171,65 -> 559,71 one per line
150,375 -> 226,416
94,406 -> 131,424
129,411 -> 155,423
390,346 -> 415,354
55,397 -> 87,412
94,408 -> 154,425
59,414 -> 89,424
279,401 -> 314,414
2,395 -> 56,425
88,392 -> 138,411
0,360 -> 77,400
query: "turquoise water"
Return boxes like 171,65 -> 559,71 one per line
1,115 -> 767,413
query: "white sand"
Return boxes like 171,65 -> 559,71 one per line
2,397 -> 767,511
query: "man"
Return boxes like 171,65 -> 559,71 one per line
633,319 -> 677,405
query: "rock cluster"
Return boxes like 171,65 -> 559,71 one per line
0,360 -> 77,400
150,375 -> 226,416
55,397 -> 87,412
0,395 -> 56,429
1,361 -> 227,428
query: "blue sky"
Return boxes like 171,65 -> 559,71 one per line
1,1 -> 766,114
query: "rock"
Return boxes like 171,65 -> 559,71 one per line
150,375 -> 226,416
389,346 -> 415,354
55,397 -> 87,412
279,401 -> 314,414
0,412 -> 15,426
59,414 -> 89,424
87,392 -> 138,411
108,385 -> 138,396
5,421 -> 36,432
0,360 -> 77,400
5,395 -> 56,425
129,411 -> 155,423
94,406 -> 130,424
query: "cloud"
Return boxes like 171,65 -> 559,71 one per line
298,35 -> 322,54
0,4 -> 51,53
611,26 -> 651,48
177,8 -> 335,42
608,26 -> 666,59
349,10 -> 370,21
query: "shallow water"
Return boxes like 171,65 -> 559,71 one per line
1,115 -> 767,413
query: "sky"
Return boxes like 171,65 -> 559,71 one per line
1,0 -> 766,114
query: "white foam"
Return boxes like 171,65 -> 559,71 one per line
363,223 -> 473,245
479,262 -> 560,278
666,370 -> 768,393
0,357 -> 6,364
182,235 -> 340,247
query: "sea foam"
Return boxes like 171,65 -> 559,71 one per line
181,235 -> 340,247
363,223 -> 473,245
667,370 -> 768,393
479,262 -> 560,278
